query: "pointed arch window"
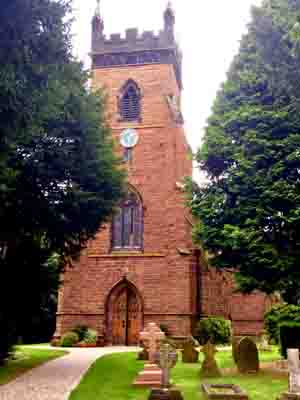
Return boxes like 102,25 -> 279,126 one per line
112,190 -> 143,250
118,80 -> 142,122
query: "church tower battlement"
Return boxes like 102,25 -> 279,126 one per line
91,1 -> 182,89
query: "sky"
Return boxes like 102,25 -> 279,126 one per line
71,0 -> 262,155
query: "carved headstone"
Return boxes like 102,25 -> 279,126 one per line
288,349 -> 300,393
181,336 -> 199,363
236,337 -> 259,374
154,344 -> 178,388
134,323 -> 165,387
277,349 -> 300,400
200,341 -> 221,378
149,344 -> 184,400
141,322 -> 165,363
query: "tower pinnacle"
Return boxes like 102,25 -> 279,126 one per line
95,0 -> 101,17
91,0 -> 104,48
164,1 -> 175,42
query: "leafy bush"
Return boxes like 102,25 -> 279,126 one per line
60,332 -> 79,347
82,329 -> 97,345
279,322 -> 300,358
195,317 -> 231,345
71,325 -> 88,342
264,304 -> 300,345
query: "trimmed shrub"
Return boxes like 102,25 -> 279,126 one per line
279,322 -> 300,358
71,325 -> 88,342
195,317 -> 231,345
264,304 -> 300,345
83,329 -> 97,345
60,332 -> 79,347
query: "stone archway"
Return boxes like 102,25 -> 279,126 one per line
105,279 -> 143,346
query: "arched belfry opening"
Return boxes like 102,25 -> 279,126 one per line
105,279 -> 143,345
118,79 -> 142,122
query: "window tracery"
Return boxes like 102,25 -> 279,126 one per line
112,189 -> 143,250
118,80 -> 142,122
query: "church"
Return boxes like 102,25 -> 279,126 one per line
54,2 -> 267,346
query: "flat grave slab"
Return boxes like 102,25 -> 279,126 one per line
201,383 -> 249,400
148,388 -> 184,400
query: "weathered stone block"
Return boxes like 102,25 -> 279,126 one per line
236,337 -> 259,373
148,388 -> 184,400
202,384 -> 249,400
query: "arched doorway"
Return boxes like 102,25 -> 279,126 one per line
106,279 -> 143,345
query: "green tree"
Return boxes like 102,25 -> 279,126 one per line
0,0 -> 124,361
189,0 -> 300,305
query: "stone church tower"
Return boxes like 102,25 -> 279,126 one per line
55,2 -> 266,345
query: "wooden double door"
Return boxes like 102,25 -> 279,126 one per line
111,286 -> 142,346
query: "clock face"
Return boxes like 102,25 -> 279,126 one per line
120,128 -> 139,148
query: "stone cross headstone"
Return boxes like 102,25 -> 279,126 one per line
200,341 -> 221,378
200,342 -> 221,378
288,349 -> 300,393
236,337 -> 259,374
154,343 -> 178,389
140,322 -> 165,363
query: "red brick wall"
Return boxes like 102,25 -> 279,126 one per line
201,268 -> 266,337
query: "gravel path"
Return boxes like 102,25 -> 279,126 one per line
0,346 -> 139,400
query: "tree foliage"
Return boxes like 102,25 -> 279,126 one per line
0,0 -> 124,360
195,317 -> 231,345
189,0 -> 300,304
264,303 -> 300,344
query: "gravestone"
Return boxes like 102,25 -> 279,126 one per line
148,344 -> 184,400
148,389 -> 184,400
154,344 -> 178,388
133,323 -> 165,387
288,349 -> 300,393
236,337 -> 259,374
278,349 -> 300,400
181,336 -> 199,363
202,384 -> 249,400
200,341 -> 221,378
141,322 -> 165,363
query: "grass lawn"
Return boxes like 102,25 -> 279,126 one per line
0,346 -> 67,386
69,349 -> 286,400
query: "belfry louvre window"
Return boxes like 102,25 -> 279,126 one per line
119,80 -> 141,121
112,190 -> 143,250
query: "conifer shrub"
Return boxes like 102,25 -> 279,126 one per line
264,304 -> 300,345
195,317 -> 231,345
60,332 -> 79,347
279,322 -> 300,358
